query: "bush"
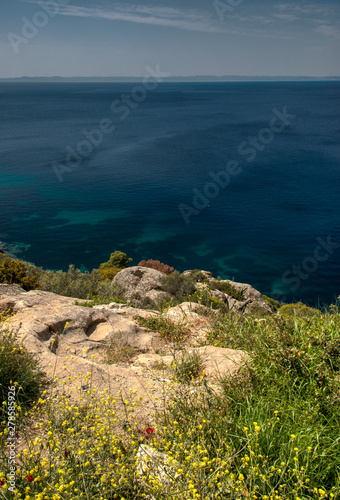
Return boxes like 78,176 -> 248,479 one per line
161,271 -> 197,302
189,288 -> 228,312
0,259 -> 38,291
0,317 -> 48,425
138,260 -> 174,275
209,280 -> 244,301
279,302 -> 321,319
100,251 -> 132,270
263,294 -> 282,312
186,269 -> 210,283
96,252 -> 132,283
35,265 -> 102,299
97,266 -> 122,281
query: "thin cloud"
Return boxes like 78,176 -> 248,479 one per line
55,4 -> 224,33
273,13 -> 298,21
315,24 -> 340,41
275,3 -> 332,16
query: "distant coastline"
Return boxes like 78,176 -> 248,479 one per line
1,75 -> 340,83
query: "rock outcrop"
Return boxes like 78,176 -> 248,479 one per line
0,284 -> 248,422
113,266 -> 273,315
113,266 -> 167,302
0,264 -> 273,422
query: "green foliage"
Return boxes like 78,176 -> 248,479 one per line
75,288 -> 127,308
96,251 -> 132,283
279,302 -> 321,319
0,318 -> 48,425
162,309 -> 340,498
0,251 -> 10,266
189,288 -> 228,312
97,266 -> 122,282
135,314 -> 190,344
161,271 -> 197,302
100,251 -> 132,270
186,269 -> 209,283
0,259 -> 38,291
172,351 -> 204,383
209,280 -> 244,301
262,294 -> 282,312
25,262 -> 127,301
33,265 -> 102,299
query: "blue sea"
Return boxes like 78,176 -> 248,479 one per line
0,81 -> 339,305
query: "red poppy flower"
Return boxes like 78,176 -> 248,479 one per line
64,450 -> 68,458
27,475 -> 34,482
0,480 -> 4,486
145,427 -> 154,435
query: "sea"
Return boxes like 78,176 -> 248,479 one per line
0,81 -> 339,305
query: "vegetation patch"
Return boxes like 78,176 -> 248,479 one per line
161,271 -> 197,302
0,259 -> 38,291
209,280 -> 244,301
135,314 -> 190,344
138,259 -> 174,275
104,334 -> 137,364
263,294 -> 282,312
279,302 -> 321,319
0,304 -> 339,498
0,316 -> 48,427
172,350 -> 205,383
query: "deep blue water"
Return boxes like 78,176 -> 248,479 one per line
0,81 -> 339,305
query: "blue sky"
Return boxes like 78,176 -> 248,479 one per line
1,0 -> 339,77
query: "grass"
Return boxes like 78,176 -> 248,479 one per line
1,305 -> 340,499
209,280 -> 244,301
135,314 -> 190,345
172,350 -> 205,383
0,316 -> 48,429
104,335 -> 137,364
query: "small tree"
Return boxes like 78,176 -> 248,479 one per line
0,259 -> 38,291
100,251 -> 132,270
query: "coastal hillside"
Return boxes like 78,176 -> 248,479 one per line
0,254 -> 339,499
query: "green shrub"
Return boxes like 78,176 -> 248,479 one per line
189,288 -> 228,312
161,271 -> 197,302
279,302 -> 321,319
97,266 -> 122,281
0,318 -> 48,425
35,265 -> 102,299
0,259 -> 38,291
209,280 -> 244,301
100,251 -> 132,270
186,269 -> 209,283
263,294 -> 282,312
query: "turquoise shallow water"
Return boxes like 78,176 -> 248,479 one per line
0,81 -> 339,305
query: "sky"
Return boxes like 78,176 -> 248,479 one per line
0,0 -> 339,78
